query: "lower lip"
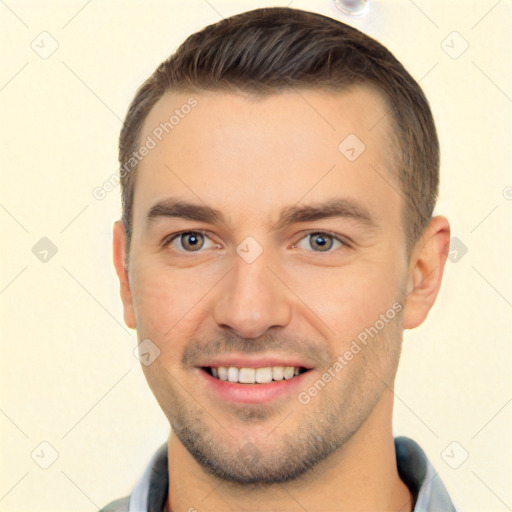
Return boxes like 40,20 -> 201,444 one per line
198,368 -> 312,404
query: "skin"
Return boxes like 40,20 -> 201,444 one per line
113,86 -> 450,512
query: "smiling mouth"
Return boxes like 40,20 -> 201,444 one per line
202,366 -> 310,384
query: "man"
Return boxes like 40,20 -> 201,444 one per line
104,6 -> 457,511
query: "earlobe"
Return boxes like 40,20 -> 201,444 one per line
113,221 -> 137,329
402,216 -> 451,330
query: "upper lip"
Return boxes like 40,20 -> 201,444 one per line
196,355 -> 314,370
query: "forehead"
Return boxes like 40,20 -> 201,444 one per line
132,86 -> 400,231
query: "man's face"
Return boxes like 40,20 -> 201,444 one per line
119,86 -> 412,483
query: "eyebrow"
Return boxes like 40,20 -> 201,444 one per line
145,197 -> 378,232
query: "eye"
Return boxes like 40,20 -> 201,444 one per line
294,231 -> 345,252
164,231 -> 218,253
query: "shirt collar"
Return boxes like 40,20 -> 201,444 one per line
395,436 -> 458,511
129,436 -> 457,512
129,443 -> 168,512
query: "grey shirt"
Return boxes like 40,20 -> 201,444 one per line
100,436 -> 458,512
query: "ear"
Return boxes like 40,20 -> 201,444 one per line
113,220 -> 137,329
402,216 -> 450,329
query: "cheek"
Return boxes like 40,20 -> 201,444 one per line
290,258 -> 405,342
130,263 -> 216,342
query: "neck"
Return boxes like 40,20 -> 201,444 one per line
166,389 -> 413,512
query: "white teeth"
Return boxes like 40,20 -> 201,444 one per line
283,367 -> 295,380
272,367 -> 284,381
227,367 -> 239,382
255,367 -> 273,383
239,368 -> 256,383
210,366 -> 304,383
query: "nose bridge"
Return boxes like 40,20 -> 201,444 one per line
213,247 -> 292,338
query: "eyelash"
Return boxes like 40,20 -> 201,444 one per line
162,230 -> 218,253
161,230 -> 350,254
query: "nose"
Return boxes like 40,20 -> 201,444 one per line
212,252 -> 292,339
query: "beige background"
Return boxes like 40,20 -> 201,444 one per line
1,1 -> 511,511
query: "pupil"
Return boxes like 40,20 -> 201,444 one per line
311,233 -> 332,251
183,232 -> 203,251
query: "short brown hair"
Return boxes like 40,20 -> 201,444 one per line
119,7 -> 439,258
